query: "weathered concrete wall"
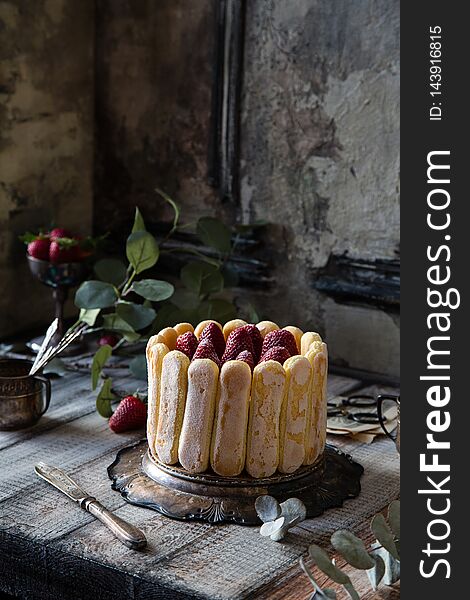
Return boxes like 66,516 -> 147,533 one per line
1,0 -> 399,377
94,0 -> 224,235
94,0 -> 399,376
0,0 -> 94,337
240,0 -> 400,376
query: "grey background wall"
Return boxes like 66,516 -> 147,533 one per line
240,1 -> 400,376
0,0 -> 94,336
0,0 -> 399,377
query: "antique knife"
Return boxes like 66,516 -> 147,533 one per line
35,462 -> 147,550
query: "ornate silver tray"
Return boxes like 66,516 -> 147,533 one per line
108,440 -> 363,525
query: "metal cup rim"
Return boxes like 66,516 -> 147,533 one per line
0,358 -> 35,380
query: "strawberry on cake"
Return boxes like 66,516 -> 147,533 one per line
146,319 -> 328,478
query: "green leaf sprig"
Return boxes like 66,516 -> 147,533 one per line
300,500 -> 400,597
74,207 -> 174,415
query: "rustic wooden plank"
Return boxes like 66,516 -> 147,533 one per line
0,370 -> 393,600
52,501 -> 313,600
0,410 -> 144,503
0,531 -> 49,600
0,445 -> 142,541
0,369 -> 138,451
256,514 -> 400,599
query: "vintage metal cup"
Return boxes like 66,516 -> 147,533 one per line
0,359 -> 51,430
377,394 -> 400,453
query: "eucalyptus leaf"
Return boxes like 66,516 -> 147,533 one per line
260,517 -> 285,538
126,231 -> 159,274
321,590 -> 338,600
201,269 -> 224,296
366,553 -> 386,590
343,582 -> 360,600
116,301 -> 156,330
132,207 -> 146,232
75,281 -> 118,309
91,344 -> 112,390
308,545 -> 351,585
128,279 -> 174,301
299,557 -> 338,599
197,216 -> 232,254
79,308 -> 101,326
388,500 -> 400,540
102,313 -> 136,334
94,258 -> 128,286
255,495 -> 281,523
371,514 -> 400,560
171,289 -> 201,311
122,331 -> 141,343
331,530 -> 375,570
129,355 -> 148,381
96,378 -> 115,418
181,261 -> 223,296
370,543 -> 400,585
279,498 -> 307,527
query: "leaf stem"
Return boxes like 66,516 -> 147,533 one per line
121,268 -> 137,296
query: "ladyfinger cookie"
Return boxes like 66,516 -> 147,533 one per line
210,360 -> 251,476
174,322 -> 194,336
178,358 -> 219,473
303,341 -> 328,464
300,331 -> 322,355
158,327 -> 178,350
256,320 -> 279,339
146,341 -> 169,459
222,319 -> 247,340
246,360 -> 286,478
314,342 -> 328,458
155,350 -> 190,464
283,326 -> 304,353
278,355 -> 311,473
194,320 -> 223,339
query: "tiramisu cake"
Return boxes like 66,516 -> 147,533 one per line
146,319 -> 328,478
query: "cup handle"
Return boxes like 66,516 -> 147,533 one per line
377,394 -> 398,440
34,374 -> 51,416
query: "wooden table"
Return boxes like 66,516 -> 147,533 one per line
0,359 -> 399,599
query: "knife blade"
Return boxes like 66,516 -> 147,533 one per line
35,462 -> 147,550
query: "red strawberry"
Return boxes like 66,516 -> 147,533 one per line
259,346 -> 291,365
99,334 -> 119,348
261,329 -> 298,358
49,240 -> 80,263
109,395 -> 147,433
238,324 -> 263,362
27,238 -> 50,261
176,331 -> 198,359
49,227 -> 73,240
199,322 -> 226,358
222,327 -> 254,363
235,350 -> 254,371
192,338 -> 221,367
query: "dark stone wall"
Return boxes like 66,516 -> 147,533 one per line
0,0 -> 94,337
0,1 -> 400,376
93,0 -> 225,236
239,0 -> 400,376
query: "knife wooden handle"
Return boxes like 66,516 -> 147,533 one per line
83,498 -> 147,550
